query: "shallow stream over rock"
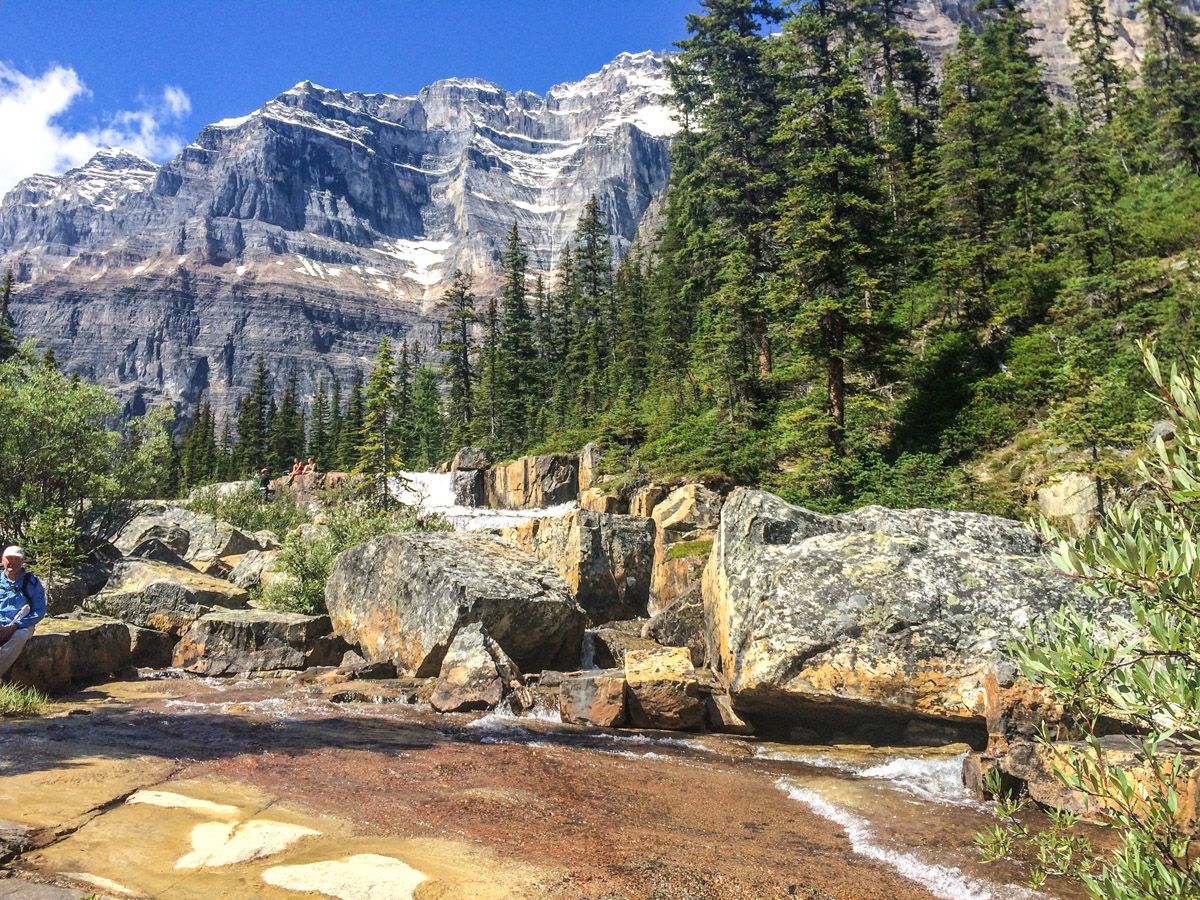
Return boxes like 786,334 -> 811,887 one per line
0,672 -> 1080,899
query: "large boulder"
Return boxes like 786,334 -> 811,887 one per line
649,484 -> 722,615
704,489 -> 1095,735
172,610 -> 348,675
451,447 -> 491,471
579,485 -> 628,515
500,509 -> 653,622
584,625 -> 660,669
452,469 -> 486,508
429,623 -> 521,712
226,549 -> 282,591
325,531 -> 586,676
559,669 -> 627,727
623,646 -> 706,730
7,615 -> 132,693
113,506 -> 261,571
84,559 -> 250,635
44,558 -> 114,616
486,454 -> 578,510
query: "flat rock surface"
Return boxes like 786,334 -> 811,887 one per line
0,675 -> 1080,899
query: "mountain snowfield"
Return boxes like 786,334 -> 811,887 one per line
0,51 -> 676,418
0,50 -> 675,300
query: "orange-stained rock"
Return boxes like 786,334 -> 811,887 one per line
578,442 -> 602,493
500,509 -> 652,623
486,454 -> 577,510
579,485 -> 628,515
559,668 -> 627,727
629,484 -> 668,519
649,484 -> 722,616
624,646 -> 705,730
430,623 -> 521,713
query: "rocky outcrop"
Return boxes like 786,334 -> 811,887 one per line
1036,472 -> 1102,535
113,506 -> 261,572
7,615 -> 132,693
704,489 -> 1096,736
624,646 -> 707,731
486,455 -> 578,510
628,484 -> 667,519
579,485 -> 628,515
451,447 -> 491,472
500,509 -> 653,622
559,669 -> 628,727
642,585 -> 707,668
172,610 -> 347,675
578,443 -> 602,493
650,484 -> 722,616
325,531 -> 586,676
452,470 -> 486,508
84,558 -> 249,634
2,53 -> 675,420
429,623 -> 522,712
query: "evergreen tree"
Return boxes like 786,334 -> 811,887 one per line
336,371 -> 364,470
1139,0 -> 1200,171
476,296 -> 500,445
772,0 -> 893,464
409,364 -> 446,470
568,198 -> 613,417
495,223 -> 536,448
268,369 -> 305,470
0,268 -> 17,363
439,270 -> 477,448
667,0 -> 785,412
308,377 -> 331,467
1068,0 -> 1126,126
394,340 -> 414,465
358,338 -> 401,502
329,375 -> 344,466
233,358 -> 272,474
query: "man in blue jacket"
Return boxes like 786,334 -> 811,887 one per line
0,546 -> 46,678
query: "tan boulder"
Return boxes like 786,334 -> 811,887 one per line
559,669 -> 627,727
486,454 -> 578,510
8,615 -> 133,693
500,509 -> 653,622
578,442 -> 602,493
84,559 -> 250,636
649,484 -> 722,615
1036,472 -> 1101,535
579,485 -> 628,515
623,646 -> 705,730
629,484 -> 667,518
430,623 -> 521,712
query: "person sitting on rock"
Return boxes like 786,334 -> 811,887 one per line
0,546 -> 46,679
286,457 -> 302,487
301,456 -> 317,490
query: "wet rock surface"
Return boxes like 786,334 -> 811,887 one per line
0,674 -> 1068,899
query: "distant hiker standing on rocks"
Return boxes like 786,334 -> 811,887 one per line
0,546 -> 46,678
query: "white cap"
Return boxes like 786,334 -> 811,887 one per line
2,546 -> 23,559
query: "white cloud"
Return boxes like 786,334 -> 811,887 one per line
0,62 -> 191,193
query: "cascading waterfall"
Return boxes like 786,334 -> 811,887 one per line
389,470 -> 576,532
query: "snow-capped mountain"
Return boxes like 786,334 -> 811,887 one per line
0,51 -> 675,417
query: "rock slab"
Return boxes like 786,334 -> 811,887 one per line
430,623 -> 521,712
172,610 -> 347,675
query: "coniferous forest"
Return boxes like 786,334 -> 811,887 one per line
174,0 -> 1200,516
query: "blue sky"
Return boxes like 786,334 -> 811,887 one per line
0,0 -> 700,190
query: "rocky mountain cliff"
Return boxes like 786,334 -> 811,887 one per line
2,2 -> 1196,420
0,52 -> 675,417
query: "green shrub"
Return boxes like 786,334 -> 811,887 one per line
259,502 -> 441,615
186,484 -> 310,536
999,344 -> 1200,896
